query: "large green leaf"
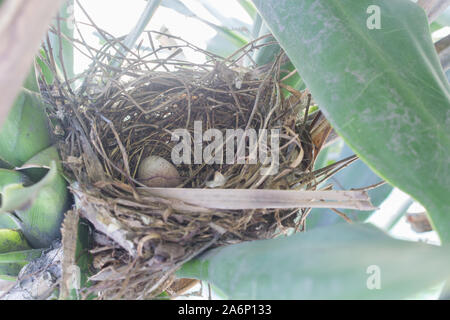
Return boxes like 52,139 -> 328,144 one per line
0,228 -> 42,279
0,169 -> 30,229
253,23 -> 279,66
0,229 -> 31,254
252,0 -> 450,242
0,169 -> 29,191
0,162 -> 58,215
0,148 -> 68,236
15,176 -> 68,249
23,66 -> 40,93
20,145 -> 63,182
0,90 -> 51,167
0,215 -> 18,230
0,249 -> 43,278
178,223 -> 450,299
0,162 -> 68,248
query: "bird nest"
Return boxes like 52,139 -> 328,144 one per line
41,30 -> 371,299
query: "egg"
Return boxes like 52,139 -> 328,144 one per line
137,156 -> 181,188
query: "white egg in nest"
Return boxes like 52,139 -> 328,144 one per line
137,155 -> 181,188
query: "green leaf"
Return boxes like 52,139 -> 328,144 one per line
17,165 -> 68,249
19,145 -> 63,182
0,249 -> 43,277
23,65 -> 40,93
0,162 -> 58,214
0,274 -> 17,282
0,90 -> 51,167
178,223 -> 450,299
36,51 -> 55,85
0,229 -> 31,254
0,169 -> 30,192
252,0 -> 450,242
0,215 -> 18,230
253,23 -> 279,66
0,169 -> 30,229
237,0 -> 258,20
0,162 -> 68,248
251,13 -> 262,39
430,21 -> 444,32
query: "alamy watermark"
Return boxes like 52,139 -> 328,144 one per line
366,5 -> 381,30
65,3 -> 75,30
366,265 -> 381,290
170,121 -> 280,175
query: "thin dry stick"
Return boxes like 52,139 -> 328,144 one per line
140,188 -> 376,211
330,208 -> 353,223
351,180 -> 386,192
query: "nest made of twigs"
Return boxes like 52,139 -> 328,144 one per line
40,29 -> 342,299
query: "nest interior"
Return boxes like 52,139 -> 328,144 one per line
42,31 -> 331,299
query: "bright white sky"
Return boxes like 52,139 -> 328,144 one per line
74,0 -> 252,73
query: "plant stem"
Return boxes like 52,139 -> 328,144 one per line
110,0 -> 162,70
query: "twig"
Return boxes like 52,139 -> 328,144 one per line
351,180 -> 386,192
330,208 -> 353,223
